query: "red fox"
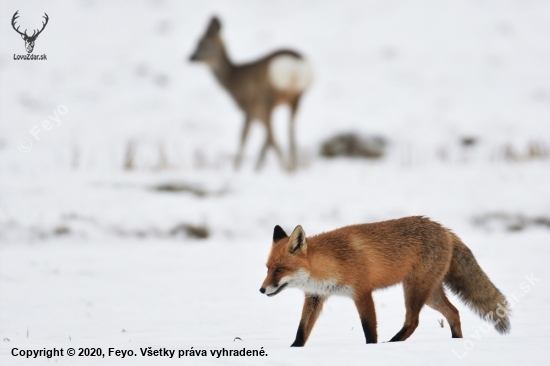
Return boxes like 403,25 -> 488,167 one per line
259,216 -> 510,346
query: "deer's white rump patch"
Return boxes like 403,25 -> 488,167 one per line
268,55 -> 313,93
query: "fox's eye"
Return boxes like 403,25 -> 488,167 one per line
275,267 -> 284,273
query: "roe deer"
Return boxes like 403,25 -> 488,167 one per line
189,17 -> 313,171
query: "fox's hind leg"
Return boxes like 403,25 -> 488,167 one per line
389,278 -> 436,342
426,285 -> 463,338
291,295 -> 326,347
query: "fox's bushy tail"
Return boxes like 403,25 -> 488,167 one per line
444,235 -> 510,334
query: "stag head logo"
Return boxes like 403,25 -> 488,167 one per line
11,11 -> 49,54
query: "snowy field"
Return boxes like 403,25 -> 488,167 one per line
1,0 -> 550,365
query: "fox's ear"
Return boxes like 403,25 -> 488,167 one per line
273,225 -> 288,242
288,225 -> 307,254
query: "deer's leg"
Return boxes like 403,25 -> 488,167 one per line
288,96 -> 301,171
234,114 -> 252,170
256,113 -> 285,171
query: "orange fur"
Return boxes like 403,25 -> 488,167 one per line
260,217 -> 510,346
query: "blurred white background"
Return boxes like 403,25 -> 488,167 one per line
1,1 -> 549,365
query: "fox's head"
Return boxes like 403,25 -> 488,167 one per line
260,225 -> 310,297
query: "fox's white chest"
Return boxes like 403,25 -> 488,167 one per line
288,269 -> 354,297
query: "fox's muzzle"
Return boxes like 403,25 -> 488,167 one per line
261,283 -> 288,297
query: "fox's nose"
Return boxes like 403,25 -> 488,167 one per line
259,287 -> 266,294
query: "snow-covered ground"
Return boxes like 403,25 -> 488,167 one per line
1,0 -> 550,365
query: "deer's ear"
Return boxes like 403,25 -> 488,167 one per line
288,225 -> 307,254
20,34 -> 25,40
207,16 -> 221,35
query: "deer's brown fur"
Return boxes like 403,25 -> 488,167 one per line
190,17 -> 312,171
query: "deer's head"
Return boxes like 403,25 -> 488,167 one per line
12,11 -> 49,54
189,17 -> 226,66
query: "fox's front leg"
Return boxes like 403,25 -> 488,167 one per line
291,295 -> 326,347
354,291 -> 378,344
